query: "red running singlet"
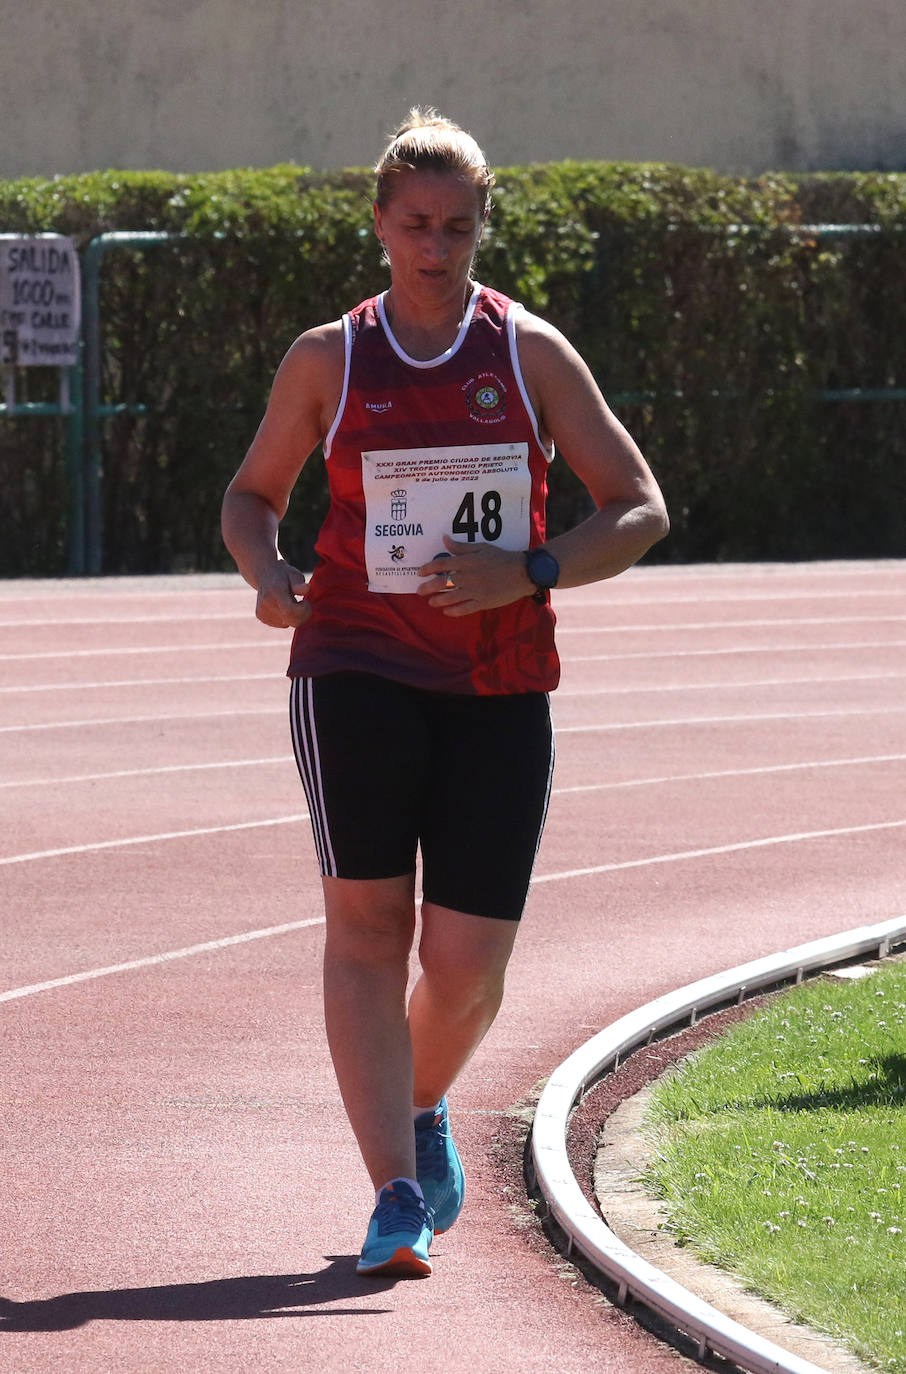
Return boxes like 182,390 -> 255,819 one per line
287,283 -> 560,695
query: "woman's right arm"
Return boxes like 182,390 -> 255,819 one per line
221,322 -> 343,629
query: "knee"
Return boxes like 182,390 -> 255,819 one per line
323,878 -> 416,970
419,946 -> 507,1017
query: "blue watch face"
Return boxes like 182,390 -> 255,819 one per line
527,548 -> 559,589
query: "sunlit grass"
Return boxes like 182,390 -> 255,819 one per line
643,962 -> 906,1372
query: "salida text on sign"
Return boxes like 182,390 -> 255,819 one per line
0,235 -> 81,367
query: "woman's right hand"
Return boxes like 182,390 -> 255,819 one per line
255,560 -> 311,629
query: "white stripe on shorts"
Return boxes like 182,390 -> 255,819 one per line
289,677 -> 337,876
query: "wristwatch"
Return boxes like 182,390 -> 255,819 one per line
524,546 -> 560,602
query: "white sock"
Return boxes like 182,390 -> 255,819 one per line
376,1176 -> 424,1206
412,1101 -> 441,1123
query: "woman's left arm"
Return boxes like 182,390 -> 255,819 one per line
417,314 -> 668,613
519,312 -> 669,587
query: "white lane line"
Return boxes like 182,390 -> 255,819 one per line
2,618 -> 905,663
14,612 -> 901,632
0,707 -> 282,733
0,756 -> 293,789
4,816 -> 904,1005
531,817 -> 906,884
552,753 -> 906,794
1,588 -> 901,627
4,701 -> 905,737
0,673 -> 277,695
556,670 -> 906,697
555,615 -> 906,635
0,916 -> 326,1005
556,705 -> 906,733
0,641 -> 287,662
0,613 -> 255,628
555,587 -> 906,608
5,668 -> 905,699
0,584 -> 245,604
566,639 -> 906,663
6,750 -> 905,794
0,814 -> 308,867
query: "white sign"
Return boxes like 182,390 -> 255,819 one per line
0,235 -> 80,367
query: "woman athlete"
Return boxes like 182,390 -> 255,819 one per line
221,108 -> 668,1278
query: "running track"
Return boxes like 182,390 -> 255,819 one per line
2,561 -> 904,1373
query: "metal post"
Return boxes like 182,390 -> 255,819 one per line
80,231 -> 174,576
64,350 -> 85,574
81,237 -> 103,576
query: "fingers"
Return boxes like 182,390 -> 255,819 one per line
255,563 -> 310,629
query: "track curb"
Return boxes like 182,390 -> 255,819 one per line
528,914 -> 906,1374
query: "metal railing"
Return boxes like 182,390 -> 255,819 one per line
1,223 -> 903,575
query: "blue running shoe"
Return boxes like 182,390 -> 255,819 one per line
355,1180 -> 433,1278
414,1097 -> 465,1234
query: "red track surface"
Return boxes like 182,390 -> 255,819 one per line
2,561 -> 905,1373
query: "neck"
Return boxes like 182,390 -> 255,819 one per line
384,282 -> 475,359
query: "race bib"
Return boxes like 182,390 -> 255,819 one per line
362,443 -> 531,593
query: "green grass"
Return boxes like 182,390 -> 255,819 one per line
643,962 -> 906,1372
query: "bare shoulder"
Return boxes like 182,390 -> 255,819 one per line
511,309 -> 589,377
275,318 -> 345,390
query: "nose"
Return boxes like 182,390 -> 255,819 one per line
423,229 -> 448,263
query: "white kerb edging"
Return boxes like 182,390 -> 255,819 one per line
530,914 -> 906,1374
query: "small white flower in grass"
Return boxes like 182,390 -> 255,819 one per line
845,1236 -> 858,1244
822,1216 -> 835,1226
888,1227 -> 902,1235
763,1222 -> 781,1233
778,1211 -> 791,1218
797,1219 -> 808,1228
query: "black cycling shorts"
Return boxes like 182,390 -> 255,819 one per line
289,672 -> 554,921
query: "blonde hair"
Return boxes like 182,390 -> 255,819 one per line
374,107 -> 495,217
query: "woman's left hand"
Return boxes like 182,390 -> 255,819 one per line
416,535 -> 535,615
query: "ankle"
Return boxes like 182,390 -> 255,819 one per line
376,1176 -> 424,1206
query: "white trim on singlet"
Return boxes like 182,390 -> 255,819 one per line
377,279 -> 481,369
323,313 -> 353,459
507,303 -> 554,464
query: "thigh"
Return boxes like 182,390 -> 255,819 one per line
289,672 -> 428,880
419,692 -> 554,921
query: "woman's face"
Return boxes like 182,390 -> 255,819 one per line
373,170 -> 485,310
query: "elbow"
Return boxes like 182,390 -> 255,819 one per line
642,492 -> 670,552
653,496 -> 670,544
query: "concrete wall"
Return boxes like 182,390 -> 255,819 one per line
3,0 -> 905,180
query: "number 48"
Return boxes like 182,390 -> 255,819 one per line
451,489 -> 502,542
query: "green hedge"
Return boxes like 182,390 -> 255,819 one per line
2,162 -> 905,575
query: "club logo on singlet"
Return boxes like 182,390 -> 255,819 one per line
464,371 -> 507,423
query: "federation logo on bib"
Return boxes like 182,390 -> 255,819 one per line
464,372 -> 507,423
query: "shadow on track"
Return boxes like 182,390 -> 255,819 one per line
0,1257 -> 399,1331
